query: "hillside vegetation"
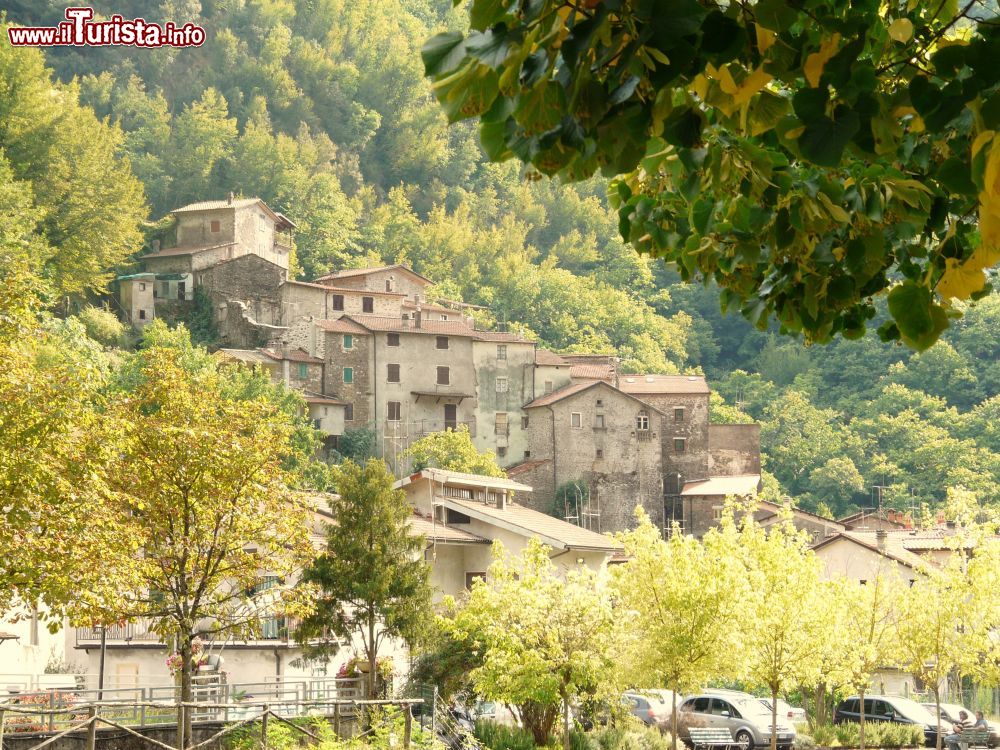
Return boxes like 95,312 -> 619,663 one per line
0,0 -> 996,517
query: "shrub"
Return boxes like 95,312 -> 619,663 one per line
77,305 -> 127,348
474,719 -> 536,750
811,724 -> 838,747
570,729 -> 598,750
794,734 -> 817,750
834,722 -> 861,747
590,724 -> 672,750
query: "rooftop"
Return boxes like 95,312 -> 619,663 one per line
171,197 -> 295,230
396,468 -> 531,494
140,242 -> 235,259
523,380 -> 664,413
680,475 -> 762,496
286,280 -> 405,298
506,458 -> 552,477
408,513 -> 490,544
313,264 -> 434,287
619,374 -> 710,395
535,349 -> 570,366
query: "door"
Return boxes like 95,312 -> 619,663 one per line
444,404 -> 457,430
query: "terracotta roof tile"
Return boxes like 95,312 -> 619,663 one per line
535,349 -> 569,366
680,475 -> 762,496
314,318 -> 371,335
141,242 -> 235,259
570,363 -> 615,381
523,382 -> 599,409
313,264 -> 434,285
506,458 -> 552,477
407,513 -> 490,544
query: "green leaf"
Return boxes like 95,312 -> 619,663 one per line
649,0 -> 708,39
754,0 -> 800,31
935,157 -> 977,196
469,0 -> 509,31
422,32 -> 467,77
799,109 -> 860,167
466,29 -> 512,68
663,106 -> 704,148
887,281 -> 949,350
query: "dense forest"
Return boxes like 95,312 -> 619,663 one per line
1,0 -> 997,518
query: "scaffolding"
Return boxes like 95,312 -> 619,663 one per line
563,483 -> 602,533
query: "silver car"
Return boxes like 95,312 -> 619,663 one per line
680,692 -> 796,750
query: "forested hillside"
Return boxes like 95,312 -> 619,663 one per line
1,0 -> 997,517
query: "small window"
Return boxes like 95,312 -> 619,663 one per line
524,450 -> 531,458
596,448 -> 604,459
596,399 -> 603,407
441,314 -> 449,321
210,220 -> 220,233
497,446 -> 507,458
860,579 -> 868,586
344,403 -> 354,421
673,437 -> 686,452
138,309 -> 146,320
387,401 -> 401,421
636,411 -> 650,431
387,363 -> 400,383
332,294 -> 344,311
313,418 -> 322,429
544,380 -> 553,394
712,506 -> 724,521
139,282 -> 146,291
595,414 -> 605,428
437,366 -> 450,385
496,376 -> 508,393
465,572 -> 486,589
497,345 -> 507,360
343,367 -> 353,384
298,363 -> 308,379
387,333 -> 400,346
521,415 -> 529,429
385,279 -> 392,292
362,296 -> 374,313
436,336 -> 449,350
495,413 -> 508,434
571,412 -> 582,428
343,334 -> 353,350
674,407 -> 685,422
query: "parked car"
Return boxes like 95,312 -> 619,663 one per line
834,696 -> 939,747
758,698 -> 807,723
921,703 -> 999,748
624,691 -> 673,727
679,691 -> 796,750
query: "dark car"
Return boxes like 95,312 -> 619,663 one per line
834,696 -> 939,747
921,703 -> 999,748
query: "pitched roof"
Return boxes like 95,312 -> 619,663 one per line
345,314 -> 480,337
170,197 -> 295,229
259,347 -> 324,364
141,242 -> 235,259
216,348 -> 279,366
535,349 -> 570,366
408,513 -> 490,544
288,280 -> 405,298
441,496 -> 623,552
523,380 -> 664,413
680,475 -> 762,496
570,363 -> 616,381
314,318 -> 371,335
523,381 -> 599,409
506,458 -> 552,477
304,395 -> 345,406
313,264 -> 434,286
811,531 -> 928,570
619,374 -> 710,395
755,500 -> 846,530
473,329 -> 535,343
397,468 -> 530,493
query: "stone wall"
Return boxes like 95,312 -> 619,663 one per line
279,284 -> 402,324
708,423 -> 761,475
323,330 -> 373,428
196,254 -> 286,348
177,207 -> 235,246
472,341 -> 534,466
330,270 -> 427,301
637,393 -> 711,482
284,360 -> 324,394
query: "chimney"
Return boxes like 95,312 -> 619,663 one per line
415,305 -> 422,329
876,528 -> 887,551
152,239 -> 160,252
227,192 -> 235,205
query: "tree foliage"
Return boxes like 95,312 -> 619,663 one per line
297,459 -> 433,699
405,425 -> 506,477
423,0 -> 1000,349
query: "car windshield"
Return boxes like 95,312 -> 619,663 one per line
890,698 -> 938,724
736,699 -> 774,718
939,704 -> 970,720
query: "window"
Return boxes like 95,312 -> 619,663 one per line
497,345 -> 507,360
571,412 -> 582,428
387,401 -> 401,421
385,279 -> 392,292
497,446 -> 507,458
362,296 -> 374,313
596,399 -> 604,407
210,220 -> 220,233
636,411 -> 650,430
521,415 -> 529,429
139,282 -> 146,291
441,314 -> 449,321
344,403 -> 354,421
331,294 -> 344,311
177,281 -> 187,299
673,437 -> 687,452
298,363 -> 308,379
138,309 -> 146,320
437,366 -> 450,385
387,333 -> 400,346
595,414 -> 605,428
465,572 -> 486,589
496,376 -> 508,393
436,336 -> 449,349
343,334 -> 353,350
860,579 -> 868,586
544,380 -> 553,394
313,418 -> 322,429
596,448 -> 604,459
343,367 -> 353,384
495,413 -> 508,434
712,506 -> 724,521
524,450 -> 531,458
387,363 -> 400,382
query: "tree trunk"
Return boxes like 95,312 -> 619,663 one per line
770,687 -> 779,750
177,635 -> 194,750
367,615 -> 377,700
563,696 -> 571,750
859,689 -> 866,750
934,686 -> 943,750
671,689 -> 679,750
520,701 -> 558,746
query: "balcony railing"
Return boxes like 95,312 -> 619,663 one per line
76,620 -> 161,647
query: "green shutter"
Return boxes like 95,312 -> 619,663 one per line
344,334 -> 353,349
344,367 -> 353,384
298,363 -> 308,378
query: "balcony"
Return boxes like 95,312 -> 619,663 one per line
636,430 -> 655,442
76,619 -> 161,648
